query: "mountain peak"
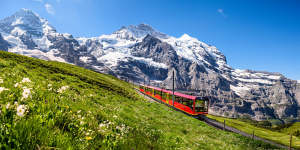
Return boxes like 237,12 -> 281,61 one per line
19,8 -> 35,13
113,23 -> 168,40
0,8 -> 56,36
179,33 -> 196,41
134,23 -> 155,32
14,8 -> 40,20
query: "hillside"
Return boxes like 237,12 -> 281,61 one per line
0,51 -> 279,149
280,122 -> 300,136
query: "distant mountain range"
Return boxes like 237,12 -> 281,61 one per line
1,8 -> 299,123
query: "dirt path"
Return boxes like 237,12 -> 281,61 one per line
136,89 -> 293,150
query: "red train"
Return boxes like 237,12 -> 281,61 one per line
139,84 -> 209,116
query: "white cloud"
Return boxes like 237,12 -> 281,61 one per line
217,8 -> 227,18
45,3 -> 55,15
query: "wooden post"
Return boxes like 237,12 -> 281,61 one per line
172,70 -> 175,106
252,130 -> 254,140
289,134 -> 292,150
223,120 -> 225,131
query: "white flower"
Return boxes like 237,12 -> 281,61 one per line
77,110 -> 81,114
21,87 -> 31,100
17,105 -> 27,117
21,78 -> 31,83
0,87 -> 8,93
14,83 -> 19,87
99,123 -> 106,128
48,84 -> 52,87
80,121 -> 85,125
113,115 -> 117,118
6,102 -> 10,109
57,86 -> 69,93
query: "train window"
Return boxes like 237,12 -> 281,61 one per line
162,92 -> 167,100
154,89 -> 160,95
176,96 -> 193,110
195,99 -> 208,112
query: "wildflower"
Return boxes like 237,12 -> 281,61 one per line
85,136 -> 92,140
113,115 -> 117,118
21,78 -> 31,83
0,78 -> 3,84
99,123 -> 106,128
48,84 -> 52,90
6,102 -> 10,109
16,105 -> 27,117
0,87 -> 8,93
58,86 -> 69,93
80,121 -> 85,125
77,110 -> 81,114
21,87 -> 31,100
14,83 -> 19,87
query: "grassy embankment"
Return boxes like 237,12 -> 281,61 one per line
0,51 -> 279,149
208,115 -> 300,149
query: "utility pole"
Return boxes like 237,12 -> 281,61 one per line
172,70 -> 175,106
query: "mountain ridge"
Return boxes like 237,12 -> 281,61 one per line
0,9 -> 299,123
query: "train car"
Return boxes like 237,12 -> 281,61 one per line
139,84 -> 209,116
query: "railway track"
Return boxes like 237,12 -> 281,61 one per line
136,88 -> 293,150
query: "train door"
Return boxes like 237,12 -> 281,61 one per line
152,88 -> 154,96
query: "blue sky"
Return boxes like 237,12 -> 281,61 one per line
1,0 -> 300,80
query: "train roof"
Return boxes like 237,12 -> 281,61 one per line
142,85 -> 198,100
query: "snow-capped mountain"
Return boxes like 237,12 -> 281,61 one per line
1,9 -> 299,122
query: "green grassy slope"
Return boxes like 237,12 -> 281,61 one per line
208,115 -> 300,149
280,122 -> 300,137
0,51 -> 279,149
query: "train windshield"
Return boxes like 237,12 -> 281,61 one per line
195,98 -> 209,112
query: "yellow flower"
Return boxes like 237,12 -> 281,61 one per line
85,136 -> 92,140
